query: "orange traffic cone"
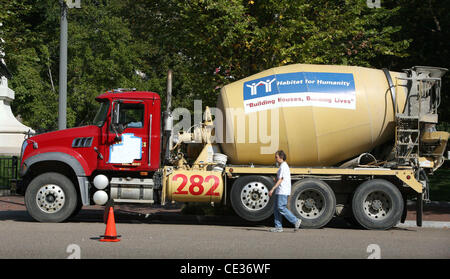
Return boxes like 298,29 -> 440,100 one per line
100,207 -> 121,242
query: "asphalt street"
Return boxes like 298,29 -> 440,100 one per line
0,209 -> 449,259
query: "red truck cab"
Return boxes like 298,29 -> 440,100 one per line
94,90 -> 161,172
18,89 -> 161,222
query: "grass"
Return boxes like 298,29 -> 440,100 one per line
0,156 -> 19,190
429,167 -> 450,202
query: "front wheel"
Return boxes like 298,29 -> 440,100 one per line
25,172 -> 78,223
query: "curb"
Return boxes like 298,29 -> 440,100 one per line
396,221 -> 450,229
0,190 -> 12,197
121,211 -> 450,229
407,200 -> 450,208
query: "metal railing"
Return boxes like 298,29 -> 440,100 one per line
0,156 -> 19,190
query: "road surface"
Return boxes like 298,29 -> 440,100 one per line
0,208 -> 449,259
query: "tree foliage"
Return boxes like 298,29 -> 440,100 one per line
0,0 -> 448,132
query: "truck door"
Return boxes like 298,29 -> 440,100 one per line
106,100 -> 149,170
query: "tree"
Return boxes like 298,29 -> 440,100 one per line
375,0 -> 450,129
2,0 -> 165,131
1,0 -> 436,131
122,0 -> 411,108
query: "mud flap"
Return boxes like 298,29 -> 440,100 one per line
400,194 -> 407,223
416,193 -> 423,227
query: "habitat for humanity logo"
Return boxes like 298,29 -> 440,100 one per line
246,78 -> 276,96
243,72 -> 356,113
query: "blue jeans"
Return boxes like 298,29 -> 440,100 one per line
274,194 -> 299,228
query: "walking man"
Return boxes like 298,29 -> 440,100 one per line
269,150 -> 302,232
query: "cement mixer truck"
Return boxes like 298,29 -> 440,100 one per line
17,64 -> 448,230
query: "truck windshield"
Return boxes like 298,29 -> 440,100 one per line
92,101 -> 110,126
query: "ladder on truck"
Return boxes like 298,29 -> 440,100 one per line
391,66 -> 446,166
395,113 -> 420,165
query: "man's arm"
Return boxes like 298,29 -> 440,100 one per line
269,177 -> 283,197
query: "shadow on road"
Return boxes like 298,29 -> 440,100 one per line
0,196 -> 422,231
0,207 -> 369,230
0,210 -> 34,222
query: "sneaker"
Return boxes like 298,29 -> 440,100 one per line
294,219 -> 302,231
269,227 -> 283,233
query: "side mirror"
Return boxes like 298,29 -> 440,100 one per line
110,101 -> 123,142
112,101 -> 120,125
117,123 -> 127,134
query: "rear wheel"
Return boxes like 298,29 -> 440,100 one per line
25,172 -> 78,223
288,179 -> 336,229
230,176 -> 274,222
352,179 -> 403,230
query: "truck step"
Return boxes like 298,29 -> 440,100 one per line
113,199 -> 154,204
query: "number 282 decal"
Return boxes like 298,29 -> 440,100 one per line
172,174 -> 220,196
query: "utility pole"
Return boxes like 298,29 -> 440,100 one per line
58,0 -> 81,130
58,0 -> 68,130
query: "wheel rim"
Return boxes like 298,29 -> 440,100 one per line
36,184 -> 66,214
294,189 -> 325,219
240,182 -> 269,211
363,191 -> 392,220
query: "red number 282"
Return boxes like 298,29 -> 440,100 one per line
172,174 -> 220,196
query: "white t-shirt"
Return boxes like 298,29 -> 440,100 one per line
275,161 -> 291,195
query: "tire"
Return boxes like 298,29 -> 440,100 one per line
342,192 -> 363,229
230,175 -> 274,222
288,179 -> 336,229
70,201 -> 83,218
25,172 -> 78,223
351,179 -> 403,230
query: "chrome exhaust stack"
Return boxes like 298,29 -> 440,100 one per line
162,70 -> 174,164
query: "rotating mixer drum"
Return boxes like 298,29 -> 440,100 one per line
217,64 -> 408,166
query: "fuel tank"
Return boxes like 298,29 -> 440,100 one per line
216,64 -> 408,166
